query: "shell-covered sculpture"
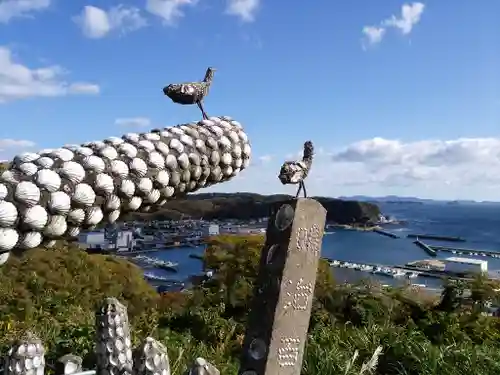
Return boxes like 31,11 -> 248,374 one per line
0,116 -> 251,259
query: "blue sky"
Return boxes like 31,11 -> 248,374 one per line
0,0 -> 499,200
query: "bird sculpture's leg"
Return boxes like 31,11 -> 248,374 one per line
197,101 -> 209,120
302,181 -> 308,198
295,182 -> 303,198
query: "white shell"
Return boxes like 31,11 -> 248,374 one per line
34,169 -> 61,192
110,160 -> 129,178
35,156 -> 55,168
138,140 -> 155,152
44,240 -> 57,248
218,136 -> 232,151
137,178 -> 153,195
180,134 -> 194,147
51,148 -> 74,162
146,189 -> 160,204
0,184 -> 8,200
209,126 -> 224,137
0,228 -> 19,251
165,155 -> 178,170
18,231 -> 42,249
107,210 -> 120,223
99,146 -> 118,160
154,170 -> 170,187
90,141 -> 106,150
1,170 -> 21,184
44,215 -> 67,237
242,158 -> 250,169
221,153 -> 232,165
14,152 -> 39,164
119,179 -> 135,197
129,158 -> 148,177
155,142 -> 170,156
22,205 -> 48,230
232,144 -> 242,158
177,153 -> 190,169
18,162 -> 38,176
66,226 -> 81,238
118,143 -> 138,158
123,133 -> 140,143
0,251 -> 9,265
68,208 -> 85,225
238,130 -> 248,143
75,147 -> 93,156
233,158 -> 243,169
94,173 -> 114,196
82,155 -> 105,174
242,144 -> 251,158
48,191 -> 71,215
105,137 -> 124,146
72,183 -> 96,206
169,127 -> 184,136
147,152 -> 165,169
105,195 -> 121,211
188,153 -> 200,166
227,131 -> 240,143
169,138 -> 184,153
15,181 -> 40,206
143,132 -> 160,141
160,186 -> 175,198
85,206 -> 103,226
0,201 -> 17,227
59,161 -> 86,184
127,196 -> 142,211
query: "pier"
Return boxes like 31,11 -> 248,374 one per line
373,229 -> 400,238
407,234 -> 466,243
413,240 -> 437,256
429,245 -> 500,259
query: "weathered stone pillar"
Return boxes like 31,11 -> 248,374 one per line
238,198 -> 326,375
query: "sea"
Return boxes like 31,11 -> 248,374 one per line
141,202 -> 500,290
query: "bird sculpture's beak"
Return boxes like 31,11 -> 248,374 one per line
162,86 -> 169,95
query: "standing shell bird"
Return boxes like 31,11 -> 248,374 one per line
278,141 -> 314,198
163,67 -> 216,120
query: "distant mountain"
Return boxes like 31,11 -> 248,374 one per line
338,195 -> 498,205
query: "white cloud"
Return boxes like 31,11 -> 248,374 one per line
115,117 -> 151,127
145,0 -> 197,25
362,2 -> 425,47
0,0 -> 50,23
226,0 -> 260,22
0,138 -> 35,160
0,46 -> 100,102
362,26 -> 386,45
206,137 -> 500,201
74,5 -> 147,39
257,155 -> 272,164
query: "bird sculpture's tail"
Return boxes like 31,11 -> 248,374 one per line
0,116 -> 251,262
302,141 -> 314,164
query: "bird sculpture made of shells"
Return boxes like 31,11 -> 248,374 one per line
0,116 -> 251,258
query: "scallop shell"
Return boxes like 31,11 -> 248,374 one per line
154,170 -> 170,187
129,158 -> 148,177
82,155 -> 105,174
155,142 -> 170,156
242,144 -> 251,158
18,231 -> 42,249
137,178 -> 153,195
59,161 -> 86,184
165,155 -> 178,170
72,183 -> 96,206
146,189 -> 160,204
118,179 -> 135,198
0,251 -> 9,265
110,160 -> 129,178
22,205 -> 48,231
66,226 -> 81,238
118,143 -> 138,158
0,228 -> 19,251
177,153 -> 190,169
105,195 -> 121,211
147,151 -> 165,169
14,152 -> 39,164
123,133 -> 140,143
221,153 -> 232,165
34,169 -> 61,192
107,210 -> 120,224
15,181 -> 40,206
99,146 -> 118,160
85,206 -> 103,226
1,170 -> 21,185
105,137 -> 124,146
48,191 -> 71,215
51,148 -> 74,162
18,162 -> 38,176
127,196 -> 142,211
138,140 -> 155,152
75,147 -> 93,157
160,186 -> 175,198
35,156 -> 55,168
0,201 -> 17,227
0,184 -> 8,200
94,173 -> 114,196
44,215 -> 67,237
68,208 -> 85,225
169,138 -> 184,153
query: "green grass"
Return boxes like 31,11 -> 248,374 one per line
1,236 -> 500,374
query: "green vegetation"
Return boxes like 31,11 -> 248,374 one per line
126,192 -> 381,224
1,236 -> 500,374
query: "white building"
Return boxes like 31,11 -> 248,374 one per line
444,257 -> 488,275
78,232 -> 106,246
204,224 -> 220,237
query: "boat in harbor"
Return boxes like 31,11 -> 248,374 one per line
143,272 -> 172,281
133,255 -> 178,272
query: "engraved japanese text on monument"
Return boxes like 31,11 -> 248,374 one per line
296,224 -> 321,255
277,338 -> 301,367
